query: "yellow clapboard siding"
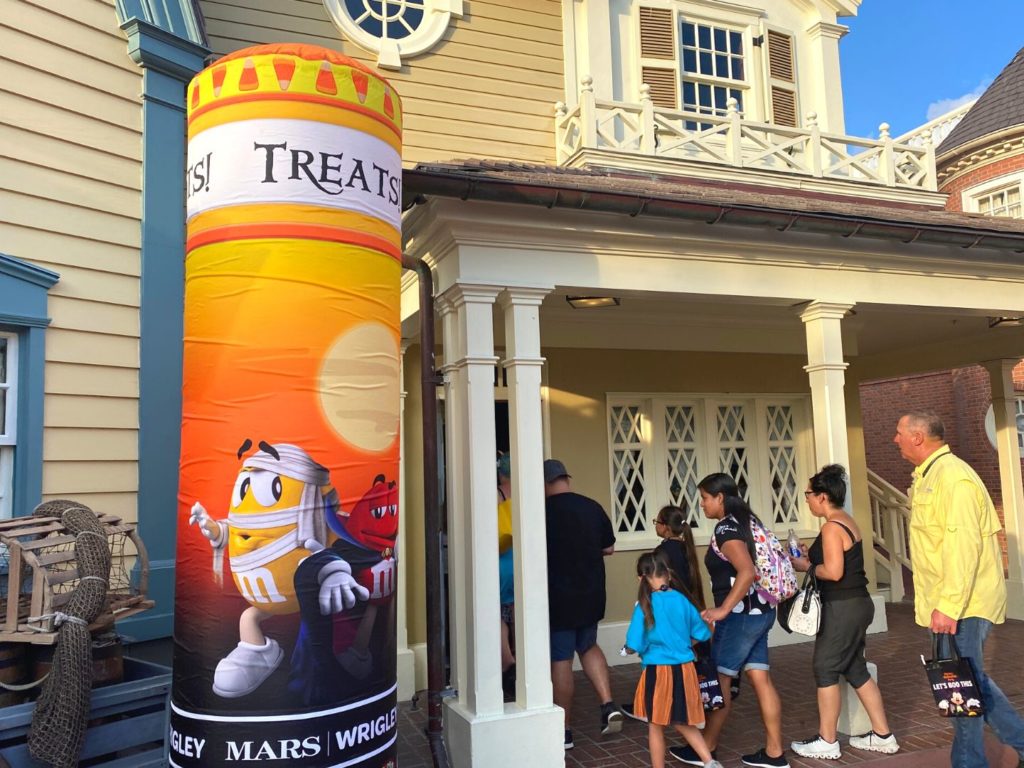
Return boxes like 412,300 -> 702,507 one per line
23,0 -> 132,42
2,27 -> 143,103
48,295 -> 140,338
42,461 -> 138,495
47,329 -> 139,369
45,395 -> 139,429
378,79 -> 556,115
0,126 -> 141,193
30,261 -> 139,307
45,363 -> 139,399
40,492 -> 139,522
404,135 -> 554,164
0,192 -> 140,249
0,159 -> 140,221
5,2 -> 140,74
1,92 -> 142,160
201,3 -> 562,61
402,98 -> 553,134
43,428 -> 139,462
0,60 -> 142,135
205,21 -> 562,80
403,112 -> 551,146
0,227 -> 140,277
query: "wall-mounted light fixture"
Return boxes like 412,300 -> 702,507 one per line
988,316 -> 1024,328
566,296 -> 620,309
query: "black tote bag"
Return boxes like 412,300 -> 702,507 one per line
922,634 -> 985,718
693,645 -> 724,711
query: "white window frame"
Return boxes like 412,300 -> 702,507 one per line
607,392 -> 815,550
963,172 -> 1024,218
0,332 -> 18,520
678,17 -> 749,119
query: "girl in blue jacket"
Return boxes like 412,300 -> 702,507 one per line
626,551 -> 721,768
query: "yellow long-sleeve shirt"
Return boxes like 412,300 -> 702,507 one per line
908,445 -> 1006,627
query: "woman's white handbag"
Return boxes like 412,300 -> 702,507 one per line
784,571 -> 821,636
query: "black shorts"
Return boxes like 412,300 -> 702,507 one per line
813,595 -> 874,688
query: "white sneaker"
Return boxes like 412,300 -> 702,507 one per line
705,762 -> 725,768
848,731 -> 899,754
213,638 -> 283,698
790,735 -> 841,759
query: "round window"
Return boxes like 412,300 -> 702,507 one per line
325,0 -> 463,70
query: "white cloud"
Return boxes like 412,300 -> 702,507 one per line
925,79 -> 991,120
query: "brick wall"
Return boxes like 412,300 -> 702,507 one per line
860,361 -> 1024,503
939,151 -> 1024,212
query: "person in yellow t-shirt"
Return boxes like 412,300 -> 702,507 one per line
497,452 -> 516,699
894,410 -> 1024,768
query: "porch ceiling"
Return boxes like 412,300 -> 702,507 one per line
484,291 -> 1024,374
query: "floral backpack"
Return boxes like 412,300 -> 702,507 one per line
710,515 -> 799,606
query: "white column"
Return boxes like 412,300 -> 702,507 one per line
499,288 -> 556,711
983,359 -> 1024,618
801,302 -> 854,479
442,283 -> 503,717
442,285 -> 565,768
396,340 -> 415,700
437,295 -> 466,696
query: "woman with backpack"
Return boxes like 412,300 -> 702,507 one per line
788,464 -> 899,759
669,473 -> 790,768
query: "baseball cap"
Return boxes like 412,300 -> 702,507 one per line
543,459 -> 571,483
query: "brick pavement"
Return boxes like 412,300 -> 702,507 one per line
396,602 -> 1024,767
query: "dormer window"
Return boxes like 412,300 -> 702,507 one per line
638,5 -> 799,128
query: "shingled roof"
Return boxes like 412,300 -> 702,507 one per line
405,160 -> 1024,251
938,47 -> 1024,156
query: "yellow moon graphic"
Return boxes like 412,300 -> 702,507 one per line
319,322 -> 400,452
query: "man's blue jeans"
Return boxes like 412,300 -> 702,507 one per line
934,619 -> 1024,768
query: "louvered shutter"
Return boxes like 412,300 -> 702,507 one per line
765,29 -> 798,127
639,7 -> 678,108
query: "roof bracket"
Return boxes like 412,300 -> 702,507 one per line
707,207 -> 732,225
459,179 -> 476,201
777,214 -> 800,232
962,235 -> 985,249
546,190 -> 561,209
576,192 -> 589,209
630,198 -> 649,217
842,222 -> 864,238
902,229 -> 923,245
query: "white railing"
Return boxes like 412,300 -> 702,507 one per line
893,100 -> 975,150
867,468 -> 912,602
555,77 -> 938,192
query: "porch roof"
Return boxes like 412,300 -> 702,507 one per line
403,160 -> 1024,252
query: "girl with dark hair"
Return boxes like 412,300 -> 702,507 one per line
654,506 -> 706,610
625,505 -> 708,723
789,464 -> 899,759
669,473 -> 788,768
625,552 -> 721,768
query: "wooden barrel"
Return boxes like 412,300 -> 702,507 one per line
30,635 -> 124,689
0,643 -> 27,707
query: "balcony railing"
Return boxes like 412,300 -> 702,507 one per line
868,468 -> 912,602
555,77 -> 938,192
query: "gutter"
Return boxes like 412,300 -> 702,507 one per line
402,169 -> 1024,254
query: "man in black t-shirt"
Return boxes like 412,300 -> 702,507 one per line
543,459 -> 622,750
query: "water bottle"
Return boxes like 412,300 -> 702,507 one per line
787,528 -> 802,559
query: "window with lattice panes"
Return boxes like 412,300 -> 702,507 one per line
976,184 -> 1022,218
608,404 -> 650,536
680,22 -> 745,122
607,395 -> 813,548
0,333 -> 17,520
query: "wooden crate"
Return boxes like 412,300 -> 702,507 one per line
0,657 -> 171,767
0,515 -> 154,645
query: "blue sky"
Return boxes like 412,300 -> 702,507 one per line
840,1 -> 1022,139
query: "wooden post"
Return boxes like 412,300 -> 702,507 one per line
580,75 -> 597,149
806,112 -> 823,177
640,83 -> 655,154
879,122 -> 896,186
725,97 -> 742,166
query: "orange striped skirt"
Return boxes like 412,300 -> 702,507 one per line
633,662 -> 705,727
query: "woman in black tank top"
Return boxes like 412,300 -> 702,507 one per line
787,465 -> 900,760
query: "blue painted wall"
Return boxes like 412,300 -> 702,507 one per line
116,13 -> 208,641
